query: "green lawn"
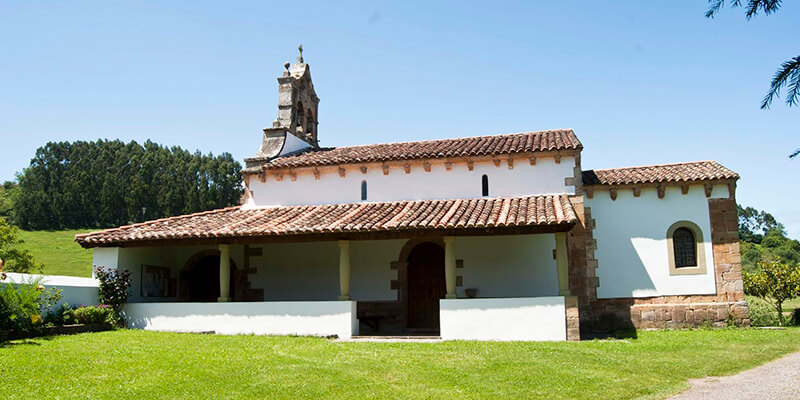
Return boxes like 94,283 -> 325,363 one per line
17,229 -> 94,277
785,297 -> 800,314
1,329 -> 799,400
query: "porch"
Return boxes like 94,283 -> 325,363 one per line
78,194 -> 580,341
105,232 -> 575,341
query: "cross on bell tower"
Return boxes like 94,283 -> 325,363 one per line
274,44 -> 320,146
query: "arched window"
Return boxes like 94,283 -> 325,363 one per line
295,102 -> 305,129
481,174 -> 489,196
306,109 -> 314,134
672,228 -> 696,267
361,180 -> 367,201
666,221 -> 706,275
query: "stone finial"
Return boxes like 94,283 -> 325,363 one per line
283,62 -> 290,77
297,44 -> 304,63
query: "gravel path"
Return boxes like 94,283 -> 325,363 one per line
669,350 -> 800,400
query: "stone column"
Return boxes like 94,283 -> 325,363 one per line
555,232 -> 570,296
444,236 -> 457,299
338,240 -> 351,300
218,244 -> 231,302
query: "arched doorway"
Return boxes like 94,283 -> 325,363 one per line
406,242 -> 446,332
179,251 -> 236,302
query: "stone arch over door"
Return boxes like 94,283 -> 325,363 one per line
178,250 -> 238,302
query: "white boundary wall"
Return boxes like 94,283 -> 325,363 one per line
2,272 -> 99,307
439,297 -> 566,341
122,301 -> 358,338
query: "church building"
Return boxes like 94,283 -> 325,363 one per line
75,48 -> 749,341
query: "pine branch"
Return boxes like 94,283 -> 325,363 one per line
706,0 -> 781,19
761,55 -> 800,109
789,149 -> 800,159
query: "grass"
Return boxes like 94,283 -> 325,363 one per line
17,229 -> 93,277
1,328 -> 799,400
784,297 -> 799,314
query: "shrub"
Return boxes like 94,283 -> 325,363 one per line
0,277 -> 61,333
791,308 -> 800,327
743,259 -> 800,326
45,303 -> 75,326
747,296 -> 780,327
73,305 -> 113,325
95,266 -> 131,315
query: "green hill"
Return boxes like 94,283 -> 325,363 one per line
17,229 -> 94,277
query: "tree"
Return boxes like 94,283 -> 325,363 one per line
737,204 -> 784,243
743,259 -> 800,325
0,216 -> 42,273
14,140 -> 243,230
0,181 -> 19,223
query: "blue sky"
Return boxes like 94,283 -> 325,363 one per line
1,1 -> 798,236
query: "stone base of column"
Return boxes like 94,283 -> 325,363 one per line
445,293 -> 457,299
338,295 -> 351,301
217,297 -> 231,302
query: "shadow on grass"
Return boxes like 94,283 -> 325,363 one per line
0,336 -> 53,348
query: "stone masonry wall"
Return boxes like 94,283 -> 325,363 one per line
566,196 -> 599,337
586,196 -> 749,332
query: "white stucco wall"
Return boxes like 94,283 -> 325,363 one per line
2,272 -> 99,308
588,184 -> 730,299
123,301 -> 357,338
247,156 -> 576,207
90,230 -> 562,305
440,297 -> 566,341
455,234 -> 559,298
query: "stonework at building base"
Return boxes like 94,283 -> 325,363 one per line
589,297 -> 750,332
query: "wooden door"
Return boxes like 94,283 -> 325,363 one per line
407,242 -> 446,331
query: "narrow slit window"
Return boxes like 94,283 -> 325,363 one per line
481,174 -> 489,196
361,180 -> 367,201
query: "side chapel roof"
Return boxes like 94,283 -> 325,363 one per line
581,160 -> 739,186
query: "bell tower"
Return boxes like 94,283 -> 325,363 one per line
274,44 -> 320,146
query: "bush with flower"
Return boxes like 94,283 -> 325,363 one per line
94,266 -> 131,325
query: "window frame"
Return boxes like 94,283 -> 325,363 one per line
666,221 -> 707,276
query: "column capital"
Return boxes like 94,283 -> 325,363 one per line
338,240 -> 350,249
443,236 -> 455,245
219,244 -> 231,252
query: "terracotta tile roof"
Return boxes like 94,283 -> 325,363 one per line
75,195 -> 577,248
249,129 -> 581,171
582,161 -> 738,186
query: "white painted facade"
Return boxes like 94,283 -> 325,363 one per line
123,301 -> 357,338
95,233 -> 560,303
588,184 -> 730,299
245,155 -> 576,207
440,297 -> 567,341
